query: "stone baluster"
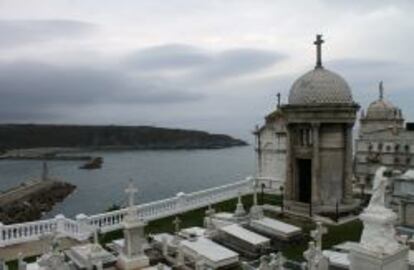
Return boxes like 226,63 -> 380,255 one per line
0,222 -> 4,247
76,213 -> 92,240
55,214 -> 66,234
176,192 -> 187,211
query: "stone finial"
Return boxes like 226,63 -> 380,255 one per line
161,235 -> 168,256
277,92 -> 281,109
42,162 -> 49,181
234,192 -> 246,217
176,244 -> 185,267
173,216 -> 181,234
310,221 -> 328,250
379,81 -> 384,100
125,179 -> 138,208
314,34 -> 324,69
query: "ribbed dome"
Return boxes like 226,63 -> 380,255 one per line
288,68 -> 354,105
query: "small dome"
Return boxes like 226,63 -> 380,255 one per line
288,68 -> 354,105
365,82 -> 402,120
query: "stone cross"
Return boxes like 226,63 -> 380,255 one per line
91,231 -> 102,253
303,241 -> 318,270
95,261 -> 103,270
277,93 -> 281,108
310,221 -> 327,250
125,179 -> 138,208
314,34 -> 324,68
173,216 -> 181,234
176,244 -> 185,267
259,255 -> 270,270
195,255 -> 206,270
161,235 -> 168,256
205,204 -> 215,217
252,180 -> 258,206
17,253 -> 26,270
42,162 -> 49,181
379,81 -> 384,100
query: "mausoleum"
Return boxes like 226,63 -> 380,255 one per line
282,35 -> 360,214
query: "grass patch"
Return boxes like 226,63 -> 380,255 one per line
100,193 -> 281,245
100,194 -> 361,262
268,211 -> 363,261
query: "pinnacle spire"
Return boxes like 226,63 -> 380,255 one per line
379,81 -> 384,100
314,34 -> 324,69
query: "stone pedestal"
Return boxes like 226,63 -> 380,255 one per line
350,245 -> 408,270
350,203 -> 409,270
117,253 -> 150,270
359,207 -> 399,254
250,205 -> 264,220
117,210 -> 149,270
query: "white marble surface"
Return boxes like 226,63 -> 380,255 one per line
179,227 -> 206,239
251,217 -> 301,237
219,224 -> 270,245
322,250 -> 350,268
152,233 -> 174,244
26,263 -> 40,270
332,241 -> 358,252
180,237 -> 239,266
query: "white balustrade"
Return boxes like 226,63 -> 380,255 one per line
0,177 -> 255,247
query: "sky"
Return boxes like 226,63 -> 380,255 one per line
0,0 -> 413,141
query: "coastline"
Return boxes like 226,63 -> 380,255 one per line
0,144 -> 249,160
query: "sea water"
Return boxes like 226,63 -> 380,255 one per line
0,146 -> 254,218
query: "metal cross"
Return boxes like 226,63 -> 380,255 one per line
125,179 -> 138,208
314,34 -> 324,68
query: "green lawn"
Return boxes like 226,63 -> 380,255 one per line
101,193 -> 280,244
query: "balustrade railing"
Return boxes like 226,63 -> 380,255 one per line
0,177 -> 255,247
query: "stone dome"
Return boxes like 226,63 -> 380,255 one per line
365,83 -> 401,120
288,67 -> 354,105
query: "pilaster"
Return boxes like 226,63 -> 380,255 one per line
311,123 -> 321,204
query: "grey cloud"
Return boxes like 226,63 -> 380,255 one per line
0,19 -> 96,47
199,48 -> 284,79
326,58 -> 414,117
126,44 -> 286,80
126,44 -> 210,70
0,61 -> 203,122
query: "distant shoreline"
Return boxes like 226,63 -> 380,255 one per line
0,144 -> 249,161
0,124 -> 248,157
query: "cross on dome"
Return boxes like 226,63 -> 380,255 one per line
379,81 -> 384,100
276,92 -> 281,108
314,34 -> 324,69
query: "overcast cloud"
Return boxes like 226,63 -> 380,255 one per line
0,1 -> 413,140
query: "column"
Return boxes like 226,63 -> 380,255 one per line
284,126 -> 293,201
312,123 -> 321,205
343,124 -> 354,204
